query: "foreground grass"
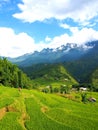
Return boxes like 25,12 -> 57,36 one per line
0,112 -> 23,130
0,86 -> 98,130
25,98 -> 75,130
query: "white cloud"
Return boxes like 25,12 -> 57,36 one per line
45,36 -> 52,42
0,27 -> 36,57
0,27 -> 98,58
60,23 -> 79,34
60,23 -> 70,29
70,28 -> 98,44
13,0 -> 98,24
46,28 -> 98,49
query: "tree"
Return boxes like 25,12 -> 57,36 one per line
81,93 -> 87,103
49,85 -> 53,93
0,58 -> 34,89
53,87 -> 59,93
60,85 -> 69,94
18,70 -> 22,88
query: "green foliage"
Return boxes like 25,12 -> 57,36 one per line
34,64 -> 76,82
18,71 -> 22,88
60,85 -> 70,94
91,68 -> 98,91
0,58 -> 33,89
81,93 -> 87,103
42,87 -> 50,93
53,87 -> 59,93
64,41 -> 98,83
21,63 -> 78,89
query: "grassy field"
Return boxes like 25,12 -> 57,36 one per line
0,86 -> 98,130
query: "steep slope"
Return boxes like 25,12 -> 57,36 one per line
64,41 -> 98,83
7,40 -> 98,84
0,58 -> 33,89
91,68 -> 98,91
21,64 -> 78,87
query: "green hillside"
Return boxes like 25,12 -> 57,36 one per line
91,68 -> 98,91
21,64 -> 77,88
0,86 -> 98,130
64,41 -> 98,83
0,58 -> 33,89
0,58 -> 77,91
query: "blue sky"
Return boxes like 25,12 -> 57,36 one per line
0,0 -> 98,57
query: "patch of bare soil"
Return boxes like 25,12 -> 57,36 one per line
41,106 -> 48,113
0,107 -> 6,120
5,106 -> 17,112
0,105 -> 18,120
19,112 -> 30,130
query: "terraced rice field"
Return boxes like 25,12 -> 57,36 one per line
0,86 -> 98,130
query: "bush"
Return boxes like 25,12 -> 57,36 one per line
81,93 -> 87,103
42,88 -> 49,93
53,87 -> 59,93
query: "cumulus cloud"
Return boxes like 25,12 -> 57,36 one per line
0,27 -> 98,57
0,27 -> 36,57
13,0 -> 98,23
46,27 -> 98,49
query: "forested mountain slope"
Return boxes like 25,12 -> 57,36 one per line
21,64 -> 78,87
7,40 -> 98,84
0,58 -> 33,89
64,41 -> 98,83
91,68 -> 98,91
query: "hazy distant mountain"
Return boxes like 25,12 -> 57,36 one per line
64,41 -> 98,83
8,41 -> 94,67
7,40 -> 98,84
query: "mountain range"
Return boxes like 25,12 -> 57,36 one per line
7,40 -> 98,85
8,41 -> 94,66
64,40 -> 98,83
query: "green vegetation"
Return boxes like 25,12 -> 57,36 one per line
0,86 -> 98,130
0,54 -> 98,129
0,113 -> 23,130
0,58 -> 33,89
63,41 -> 98,83
21,64 -> 77,89
91,68 -> 98,91
0,58 -> 78,91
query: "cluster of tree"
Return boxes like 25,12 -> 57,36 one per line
72,83 -> 98,92
42,85 -> 71,94
21,64 -> 77,86
21,64 -> 70,80
0,58 -> 33,89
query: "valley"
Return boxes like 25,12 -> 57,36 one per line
1,0 -> 98,129
0,40 -> 98,129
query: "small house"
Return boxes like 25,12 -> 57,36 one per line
80,87 -> 87,91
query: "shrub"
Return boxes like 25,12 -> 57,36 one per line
81,93 -> 87,103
